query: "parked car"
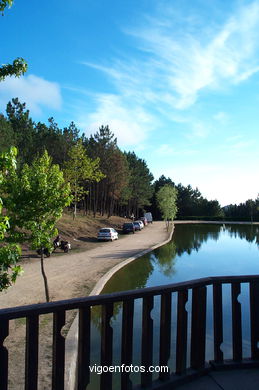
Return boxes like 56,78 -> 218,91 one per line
135,220 -> 144,229
133,221 -> 142,231
122,222 -> 135,234
97,228 -> 118,241
140,216 -> 148,226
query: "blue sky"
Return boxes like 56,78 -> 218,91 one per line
1,0 -> 259,206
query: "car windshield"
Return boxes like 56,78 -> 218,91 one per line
99,229 -> 110,233
124,223 -> 132,227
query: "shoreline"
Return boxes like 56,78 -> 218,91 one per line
65,222 -> 174,389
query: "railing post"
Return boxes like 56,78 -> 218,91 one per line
0,319 -> 9,390
100,303 -> 113,390
159,292 -> 171,381
141,295 -> 154,387
121,299 -> 134,390
176,289 -> 188,375
77,306 -> 91,390
191,286 -> 207,369
213,283 -> 223,362
231,283 -> 242,361
250,281 -> 259,360
52,310 -> 66,390
25,315 -> 39,390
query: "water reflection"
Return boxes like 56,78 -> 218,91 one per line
88,224 -> 259,389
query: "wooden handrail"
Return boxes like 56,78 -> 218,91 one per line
1,275 -> 259,389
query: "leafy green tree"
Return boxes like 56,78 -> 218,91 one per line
1,1 -> 27,79
156,184 -> 178,230
150,175 -> 175,220
64,139 -> 104,218
3,150 -> 72,301
0,147 -> 22,291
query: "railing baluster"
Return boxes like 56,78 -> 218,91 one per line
77,306 -> 91,390
25,315 -> 39,390
176,289 -> 188,375
191,286 -> 207,369
0,319 -> 9,390
159,292 -> 171,381
231,282 -> 242,361
100,303 -> 113,390
141,295 -> 154,387
121,299 -> 134,390
250,281 -> 259,360
213,283 -> 223,362
52,310 -> 66,390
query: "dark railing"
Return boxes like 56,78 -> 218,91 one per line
1,275 -> 259,389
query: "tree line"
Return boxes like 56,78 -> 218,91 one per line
1,98 -> 234,220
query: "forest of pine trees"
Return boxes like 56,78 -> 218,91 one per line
0,98 -> 258,221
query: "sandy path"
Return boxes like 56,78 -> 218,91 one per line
0,221 -> 170,308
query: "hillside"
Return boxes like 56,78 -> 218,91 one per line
21,212 -> 130,258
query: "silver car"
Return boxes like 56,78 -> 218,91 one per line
97,228 -> 119,241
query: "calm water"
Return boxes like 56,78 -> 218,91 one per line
102,224 -> 259,292
89,224 -> 259,388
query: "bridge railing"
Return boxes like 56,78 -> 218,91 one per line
1,275 -> 259,389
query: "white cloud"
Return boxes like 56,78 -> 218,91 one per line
188,122 -> 210,139
79,1 -> 259,147
124,0 -> 259,109
213,112 -> 229,124
0,75 -> 62,115
77,94 -> 156,147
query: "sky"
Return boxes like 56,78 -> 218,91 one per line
1,0 -> 259,206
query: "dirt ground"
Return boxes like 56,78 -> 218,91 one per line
0,216 -> 170,308
0,217 -> 171,389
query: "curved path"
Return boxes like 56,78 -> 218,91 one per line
0,222 -> 171,308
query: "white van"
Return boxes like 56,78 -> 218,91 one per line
144,212 -> 153,223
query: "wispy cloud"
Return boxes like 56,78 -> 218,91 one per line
76,94 -> 157,147
80,1 -> 259,146
0,75 -> 62,116
156,144 -> 197,156
213,111 -> 229,125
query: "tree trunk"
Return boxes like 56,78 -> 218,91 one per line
73,193 -> 77,219
40,253 -> 50,302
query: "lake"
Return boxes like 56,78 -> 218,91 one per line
89,223 -> 259,388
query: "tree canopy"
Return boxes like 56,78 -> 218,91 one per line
156,184 -> 178,229
1,1 -> 28,80
3,150 -> 72,300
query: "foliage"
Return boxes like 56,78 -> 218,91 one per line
64,139 -> 104,217
4,98 -> 256,221
6,98 -> 35,164
1,2 -> 28,79
0,147 -> 22,291
86,126 -> 130,217
125,151 -> 154,217
156,184 -> 178,229
224,198 -> 259,222
0,0 -> 13,13
3,150 -> 72,301
0,58 -> 27,81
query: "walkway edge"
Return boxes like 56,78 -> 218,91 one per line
90,224 -> 174,296
65,223 -> 174,390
